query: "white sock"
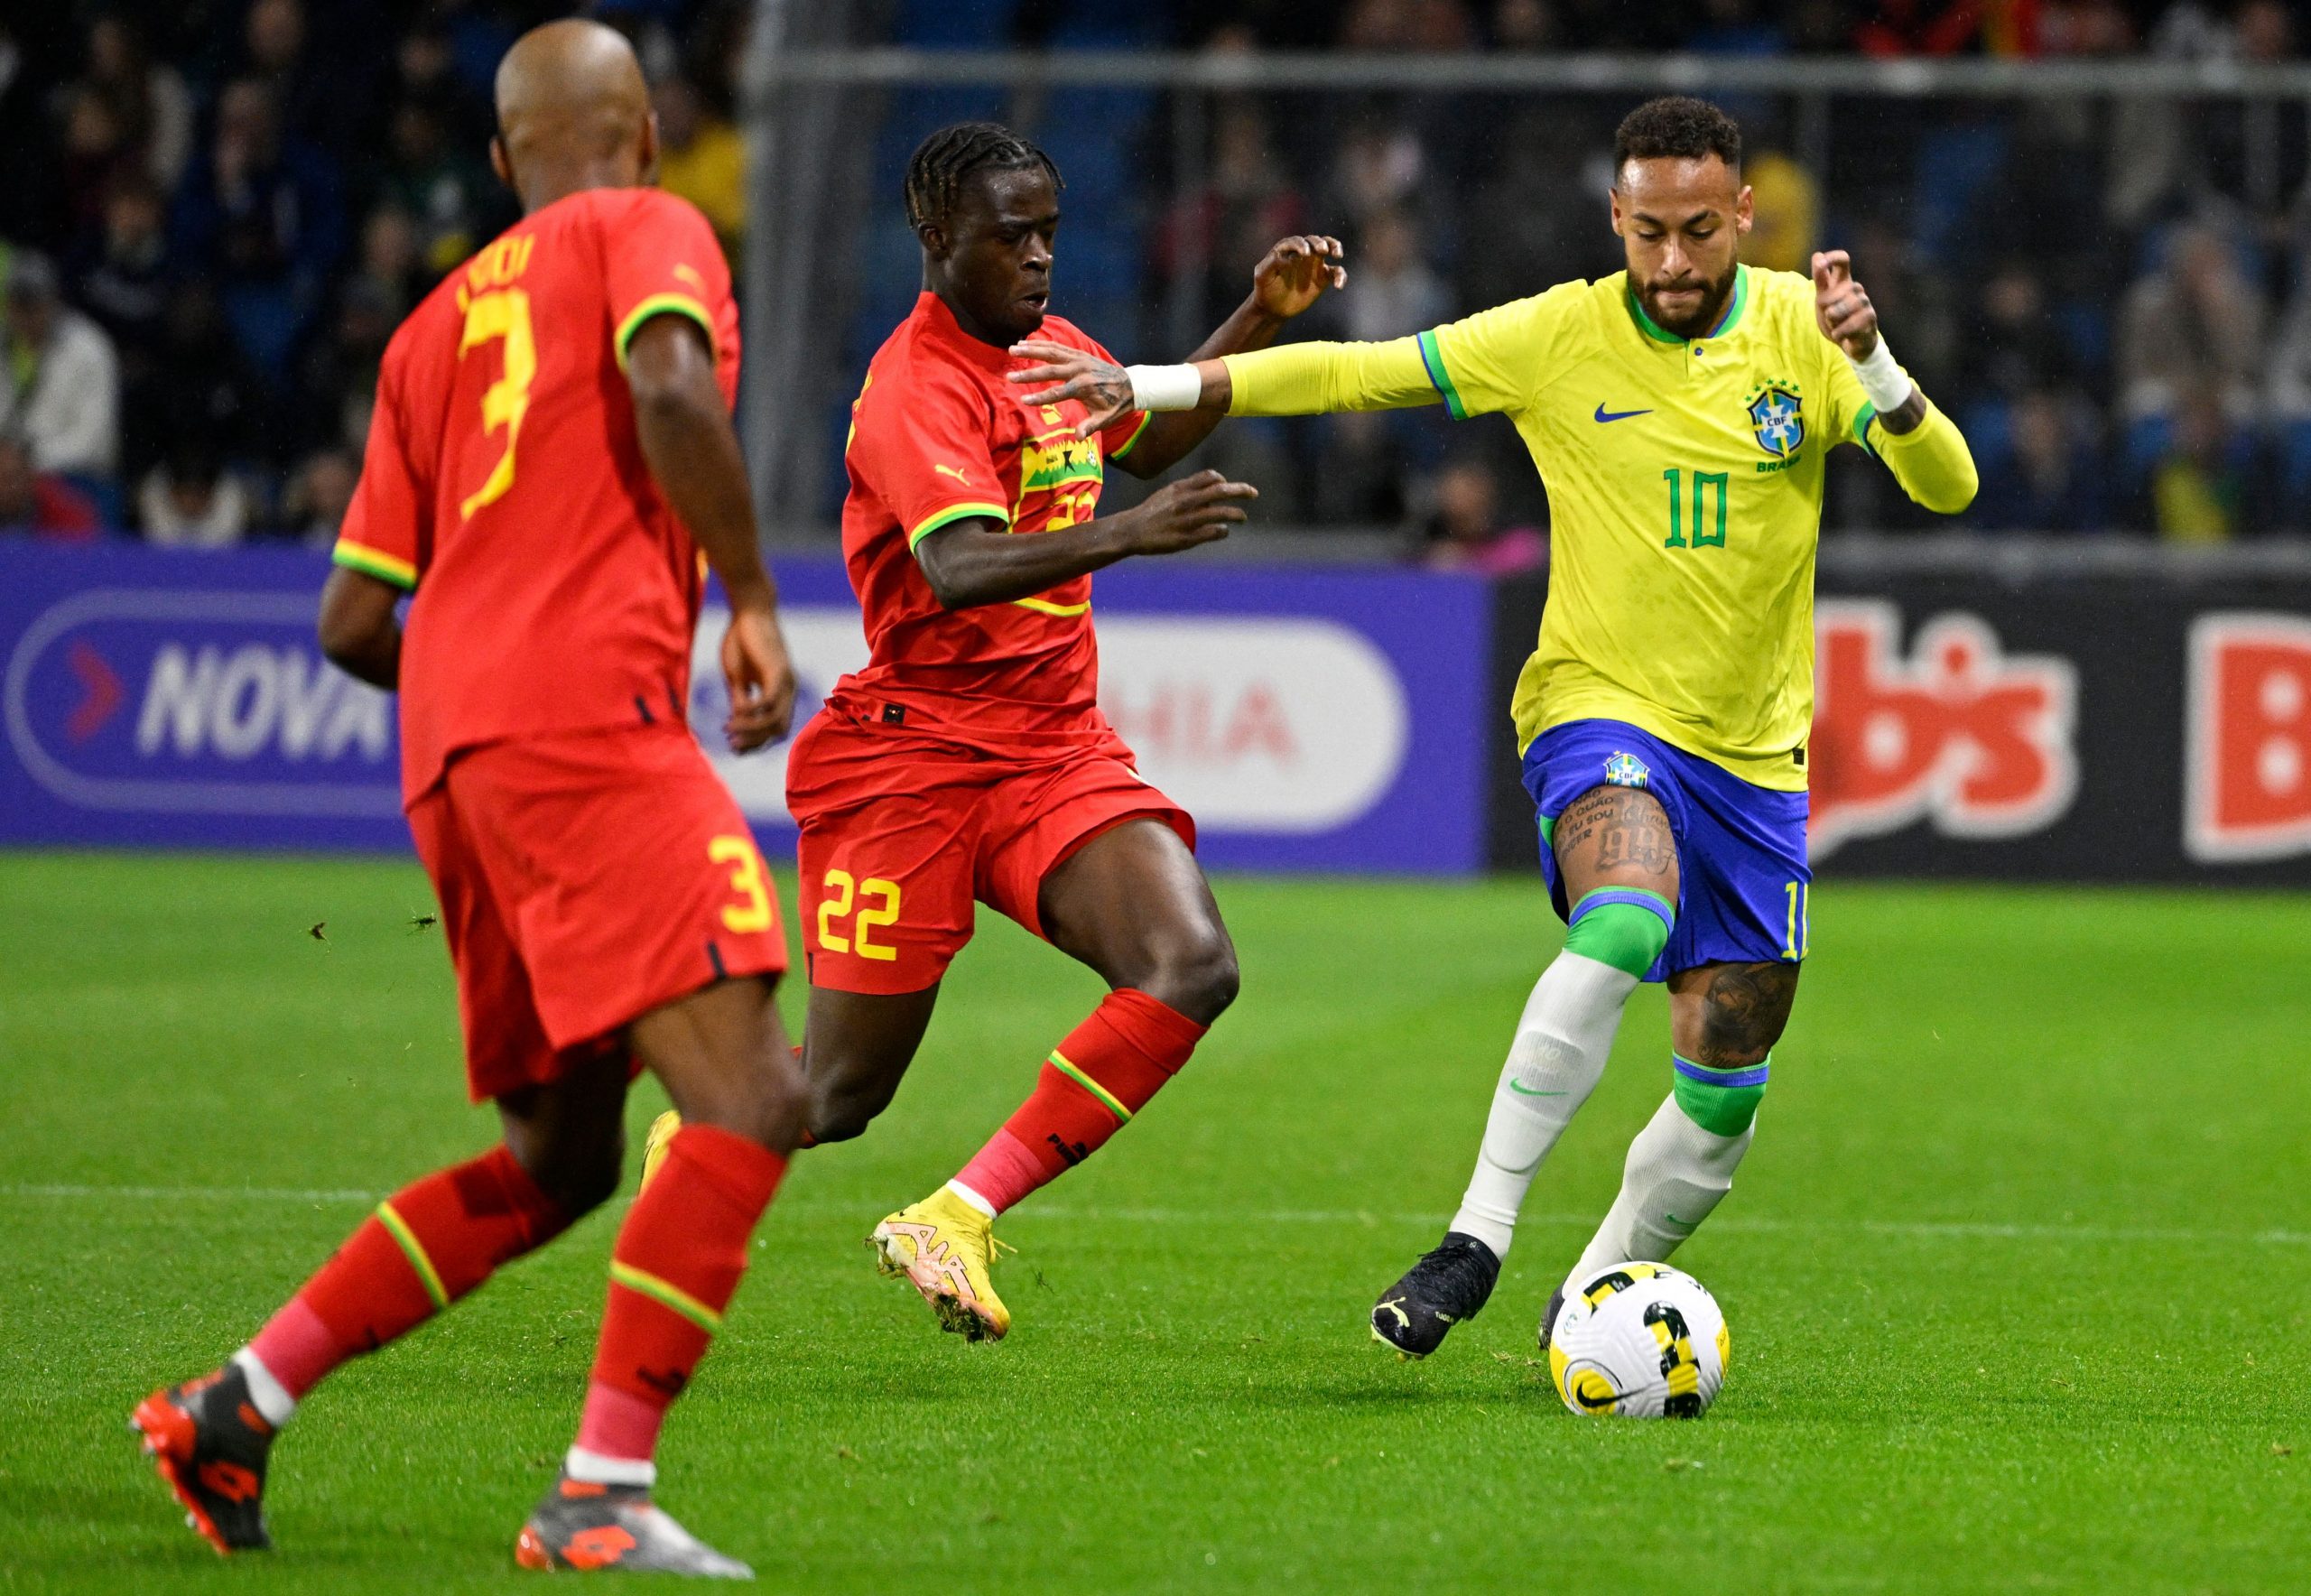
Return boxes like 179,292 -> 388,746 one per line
945,1179 -> 997,1219
564,1445 -> 657,1489
231,1347 -> 297,1428
1446,951 -> 1638,1261
1570,1093 -> 1754,1282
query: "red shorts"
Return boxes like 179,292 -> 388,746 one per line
785,707 -> 1193,995
406,722 -> 787,1101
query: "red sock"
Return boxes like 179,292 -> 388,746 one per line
953,988 -> 1206,1215
247,1146 -> 568,1397
574,1124 -> 785,1466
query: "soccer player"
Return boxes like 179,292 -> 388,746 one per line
1012,97 -> 1978,1357
131,22 -> 807,1574
648,123 -> 1338,1343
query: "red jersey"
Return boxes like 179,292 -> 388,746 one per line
833,292 -> 1149,752
332,187 -> 740,804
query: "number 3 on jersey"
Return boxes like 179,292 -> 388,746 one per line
819,868 -> 900,961
455,234 -> 540,522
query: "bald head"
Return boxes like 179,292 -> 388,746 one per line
490,19 -> 655,212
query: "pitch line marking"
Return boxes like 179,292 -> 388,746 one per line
3,1184 -> 2306,1249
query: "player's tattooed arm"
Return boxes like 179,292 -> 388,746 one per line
1812,250 -> 1926,436
625,314 -> 796,752
914,470 -> 1258,610
1004,235 -> 1347,475
318,567 -> 403,689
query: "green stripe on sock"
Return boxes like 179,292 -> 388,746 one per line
608,1260 -> 723,1333
375,1200 -> 450,1311
1670,1053 -> 1768,1137
1048,1049 -> 1132,1123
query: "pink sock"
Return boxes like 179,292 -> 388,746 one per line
575,1380 -> 667,1464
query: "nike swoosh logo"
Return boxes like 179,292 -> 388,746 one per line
1593,404 -> 1653,423
1508,1083 -> 1567,1096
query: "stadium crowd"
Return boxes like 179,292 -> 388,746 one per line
3,0 -> 2308,552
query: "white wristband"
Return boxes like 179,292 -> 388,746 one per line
1126,363 -> 1202,413
1847,336 -> 1915,413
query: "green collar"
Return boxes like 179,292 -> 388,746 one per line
1626,263 -> 1749,345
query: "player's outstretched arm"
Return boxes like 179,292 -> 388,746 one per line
318,568 -> 403,689
914,469 -> 1255,611
1087,236 -> 1346,478
624,314 -> 796,753
1814,250 -> 1978,515
1009,327 -> 1443,433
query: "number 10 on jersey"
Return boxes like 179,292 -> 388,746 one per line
1662,467 -> 1728,550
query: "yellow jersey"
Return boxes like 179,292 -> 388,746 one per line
1221,264 -> 1977,791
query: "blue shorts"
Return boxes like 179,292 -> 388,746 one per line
1522,719 -> 1811,983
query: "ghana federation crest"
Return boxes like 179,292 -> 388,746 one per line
1603,751 -> 1651,788
1746,380 -> 1805,459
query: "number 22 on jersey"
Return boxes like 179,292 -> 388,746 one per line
455,234 -> 538,522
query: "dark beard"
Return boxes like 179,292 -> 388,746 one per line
1641,260 -> 1740,339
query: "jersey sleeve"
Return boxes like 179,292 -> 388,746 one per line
604,190 -> 739,403
1818,327 -> 1879,454
333,351 -> 423,591
851,360 -> 1010,552
1422,281 -> 1587,419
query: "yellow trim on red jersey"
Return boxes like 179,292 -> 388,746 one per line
614,292 -> 716,372
1108,411 -> 1154,459
1011,595 -> 1091,617
331,539 -> 417,591
906,501 -> 1009,551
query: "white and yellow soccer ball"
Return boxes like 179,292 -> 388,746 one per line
1545,1261 -> 1730,1419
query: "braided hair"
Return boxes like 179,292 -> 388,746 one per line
904,122 -> 1063,235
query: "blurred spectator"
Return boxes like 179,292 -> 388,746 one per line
1419,457 -> 1545,575
2117,227 -> 2263,426
0,252 -> 121,480
1490,0 -> 1558,49
1688,0 -> 1786,56
0,433 -> 102,541
2037,0 -> 2135,54
80,15 -> 194,193
1155,104 -> 1306,329
1971,391 -> 2106,532
2147,386 -> 2250,543
1461,105 -> 1619,311
1340,209 -> 1448,342
654,76 -> 746,253
1959,263 -> 2078,400
1327,122 -> 1429,232
347,206 -> 424,322
275,446 -> 357,546
139,437 -> 254,548
140,283 -> 270,473
380,97 -> 497,281
72,180 -> 173,357
1741,151 -> 1819,274
172,78 -> 346,378
55,87 -> 141,259
1338,0 -> 1475,51
295,278 -> 398,457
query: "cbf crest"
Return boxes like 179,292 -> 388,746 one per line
1746,379 -> 1805,459
1603,751 -> 1651,788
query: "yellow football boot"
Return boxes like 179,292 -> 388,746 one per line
638,1109 -> 682,1192
869,1187 -> 1013,1341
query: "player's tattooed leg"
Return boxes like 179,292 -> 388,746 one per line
1670,960 -> 1801,1069
1553,783 -> 1680,907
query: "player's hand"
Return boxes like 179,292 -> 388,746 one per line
1812,250 -> 1881,359
719,603 -> 796,754
1251,235 -> 1347,320
1006,341 -> 1135,434
1118,469 -> 1258,556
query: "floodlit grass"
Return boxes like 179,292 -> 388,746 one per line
3,851 -> 2307,1591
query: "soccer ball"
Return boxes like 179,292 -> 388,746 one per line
1545,1261 -> 1730,1419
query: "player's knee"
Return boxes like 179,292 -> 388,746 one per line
1564,890 -> 1675,979
804,1053 -> 903,1144
517,1132 -> 625,1219
1690,962 -> 1798,1069
1142,923 -> 1239,1025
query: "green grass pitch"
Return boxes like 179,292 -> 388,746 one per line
3,850 -> 2307,1592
